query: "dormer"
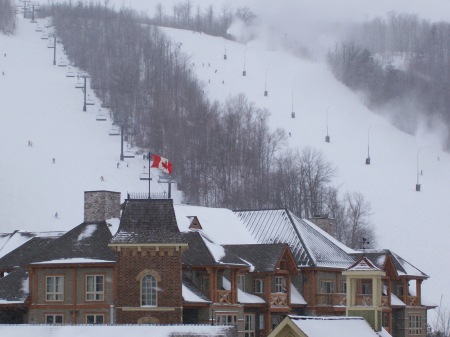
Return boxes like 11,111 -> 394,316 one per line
188,216 -> 203,230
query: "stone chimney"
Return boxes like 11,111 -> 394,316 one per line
84,191 -> 121,222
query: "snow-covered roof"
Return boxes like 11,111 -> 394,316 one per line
0,231 -> 64,259
0,268 -> 29,304
286,316 -> 390,337
174,204 -> 257,244
346,256 -> 381,272
182,278 -> 212,304
0,324 -> 234,337
31,258 -> 115,265
235,209 -> 356,269
222,277 -> 265,304
290,282 -> 307,305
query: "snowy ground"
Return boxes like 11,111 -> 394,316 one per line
1,1 -> 450,326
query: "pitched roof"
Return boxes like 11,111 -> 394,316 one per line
235,209 -> 356,269
346,256 -> 381,272
0,230 -> 64,259
222,243 -> 288,272
182,277 -> 212,304
276,316 -> 390,337
0,237 -> 58,270
111,199 -> 185,245
0,268 -> 28,304
351,250 -> 428,278
34,222 -> 116,263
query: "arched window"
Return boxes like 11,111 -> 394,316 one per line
141,274 -> 157,306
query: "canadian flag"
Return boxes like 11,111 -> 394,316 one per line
150,153 -> 173,174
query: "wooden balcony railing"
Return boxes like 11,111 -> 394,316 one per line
215,290 -> 235,304
407,296 -> 418,306
316,293 -> 347,306
270,293 -> 288,308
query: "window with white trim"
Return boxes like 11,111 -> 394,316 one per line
46,276 -> 64,301
216,314 -> 237,326
341,281 -> 347,294
86,314 -> 104,324
141,274 -> 157,306
409,315 -> 422,335
275,276 -> 286,293
254,279 -> 264,293
244,314 -> 255,337
361,280 -> 372,295
45,314 -> 63,324
86,275 -> 104,301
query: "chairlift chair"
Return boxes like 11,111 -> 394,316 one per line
108,128 -> 121,136
66,69 -> 75,78
58,60 -> 68,67
86,99 -> 95,106
124,151 -> 136,159
47,42 -> 55,49
41,34 -> 48,40
139,173 -> 150,180
35,27 -> 42,32
96,114 -> 107,121
101,103 -> 111,109
75,81 -> 84,89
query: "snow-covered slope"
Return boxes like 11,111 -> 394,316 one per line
1,3 -> 449,323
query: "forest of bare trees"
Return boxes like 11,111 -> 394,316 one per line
328,13 -> 450,147
0,0 -> 16,34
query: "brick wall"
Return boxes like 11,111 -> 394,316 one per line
84,191 -> 121,222
114,246 -> 183,324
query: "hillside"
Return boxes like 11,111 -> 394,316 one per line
1,4 -> 449,326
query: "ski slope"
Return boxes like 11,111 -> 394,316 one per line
1,1 -> 450,324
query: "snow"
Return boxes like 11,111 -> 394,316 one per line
200,234 -> 225,262
291,283 -> 307,305
31,258 -> 115,265
0,231 -> 63,258
182,284 -> 210,303
289,316 -> 387,337
0,325 -> 232,337
106,218 -> 120,236
1,0 -> 449,323
174,205 -> 257,244
77,224 -> 97,241
222,277 -> 265,304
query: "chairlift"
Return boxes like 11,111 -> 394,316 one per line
47,41 -> 55,49
101,103 -> 111,109
96,114 -> 107,121
58,60 -> 68,67
108,128 -> 121,136
123,151 -> 136,159
35,27 -> 42,32
66,69 -> 75,78
75,81 -> 84,89
139,173 -> 150,180
41,33 -> 49,40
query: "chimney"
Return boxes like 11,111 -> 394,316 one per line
84,191 -> 121,222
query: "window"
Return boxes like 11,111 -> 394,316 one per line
395,284 -> 404,297
254,279 -> 264,293
238,274 -> 245,291
86,314 -> 104,324
320,280 -> 334,293
275,276 -> 286,293
341,281 -> 347,294
46,314 -> 63,324
141,274 -> 157,306
244,314 -> 255,337
46,276 -> 64,301
361,280 -> 372,295
201,276 -> 209,292
216,314 -> 237,326
86,275 -> 104,301
259,314 -> 264,330
409,315 -> 422,335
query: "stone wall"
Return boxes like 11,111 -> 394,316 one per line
84,191 -> 121,222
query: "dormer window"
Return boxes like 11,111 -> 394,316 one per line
188,216 -> 202,230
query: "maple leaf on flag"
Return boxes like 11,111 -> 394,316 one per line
150,153 -> 173,174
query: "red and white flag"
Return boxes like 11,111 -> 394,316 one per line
150,153 -> 173,174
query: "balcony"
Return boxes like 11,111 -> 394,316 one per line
270,293 -> 288,308
407,296 -> 418,306
316,293 -> 347,306
215,290 -> 235,304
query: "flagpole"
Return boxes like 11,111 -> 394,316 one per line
148,152 -> 151,199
